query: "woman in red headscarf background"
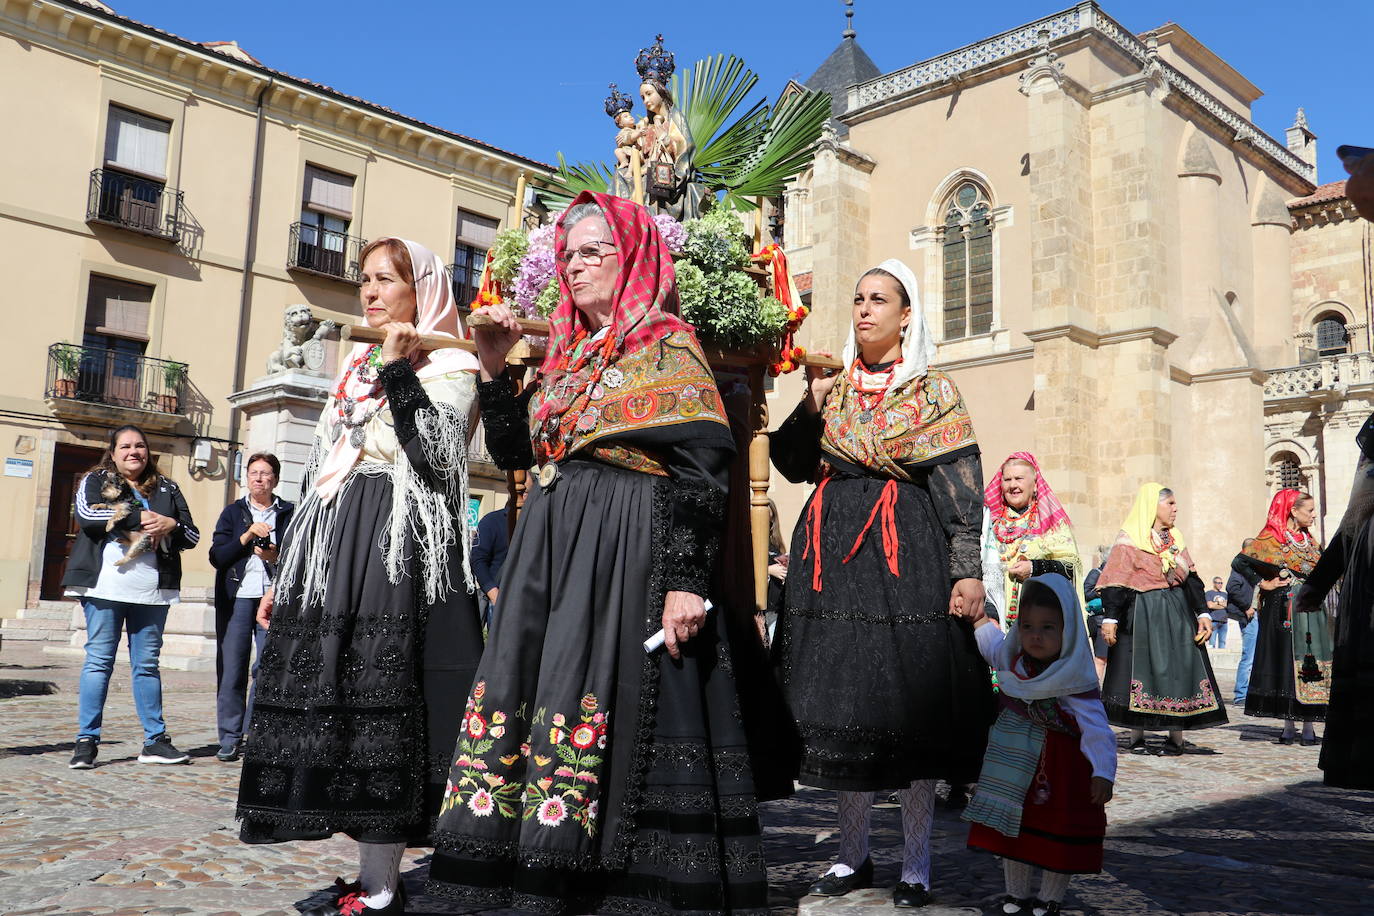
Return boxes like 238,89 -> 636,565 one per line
427,193 -> 771,914
982,453 -> 1083,634
1232,489 -> 1329,746
237,238 -> 485,916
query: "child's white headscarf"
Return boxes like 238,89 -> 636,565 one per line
994,573 -> 1100,702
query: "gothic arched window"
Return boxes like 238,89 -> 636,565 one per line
1315,313 -> 1349,358
941,181 -> 994,340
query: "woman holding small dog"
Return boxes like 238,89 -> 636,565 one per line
65,424 -> 200,769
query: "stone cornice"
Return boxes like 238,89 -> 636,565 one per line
1170,365 -> 1267,386
1021,324 -> 1180,349
815,125 -> 877,173
933,346 -> 1034,373
8,0 -> 552,183
844,1 -> 1314,187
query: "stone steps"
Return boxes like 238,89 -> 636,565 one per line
1,602 -> 77,643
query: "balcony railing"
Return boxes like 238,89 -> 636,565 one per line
45,343 -> 189,415
86,169 -> 186,240
1264,352 -> 1374,401
288,221 -> 365,283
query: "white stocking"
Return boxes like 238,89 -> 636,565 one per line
897,779 -> 935,886
1037,869 -> 1070,904
830,790 -> 874,876
1302,719 -> 1317,740
357,840 -> 405,907
1282,719 -> 1297,739
1003,858 -> 1033,900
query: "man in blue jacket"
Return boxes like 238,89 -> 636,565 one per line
209,453 -> 293,762
1227,538 -> 1259,706
471,503 -> 509,628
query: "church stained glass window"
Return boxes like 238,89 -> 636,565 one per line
942,181 -> 994,340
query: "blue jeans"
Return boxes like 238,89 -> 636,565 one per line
1234,612 -> 1260,703
216,596 -> 267,750
77,598 -> 170,744
1209,620 -> 1229,649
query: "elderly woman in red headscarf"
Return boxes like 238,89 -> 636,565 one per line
427,193 -> 769,914
1232,488 -> 1329,746
982,452 -> 1083,632
237,238 -> 485,916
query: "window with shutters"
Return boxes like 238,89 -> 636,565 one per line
294,166 -> 358,278
451,210 -> 499,307
93,106 -> 175,235
80,276 -> 153,407
940,181 -> 994,341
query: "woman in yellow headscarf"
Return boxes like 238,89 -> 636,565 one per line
1098,483 -> 1227,756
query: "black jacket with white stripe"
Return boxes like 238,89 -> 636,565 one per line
61,470 -> 200,592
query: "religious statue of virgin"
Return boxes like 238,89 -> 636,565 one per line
609,34 -> 706,220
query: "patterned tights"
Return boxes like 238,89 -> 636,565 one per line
832,780 -> 936,886
1003,857 -> 1070,905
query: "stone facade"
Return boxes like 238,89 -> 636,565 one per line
771,3 -> 1331,581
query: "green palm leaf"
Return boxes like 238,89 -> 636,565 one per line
671,55 -> 768,183
540,153 -> 612,207
720,89 -> 832,209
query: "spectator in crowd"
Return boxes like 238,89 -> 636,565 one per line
1083,545 -> 1112,679
208,452 -> 294,762
471,502 -> 509,627
65,424 -> 199,769
1206,577 -> 1230,649
1227,538 -> 1259,706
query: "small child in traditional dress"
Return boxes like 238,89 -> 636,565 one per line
963,574 -> 1116,916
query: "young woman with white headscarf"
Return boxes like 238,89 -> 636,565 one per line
236,238 -> 484,916
771,259 -> 994,907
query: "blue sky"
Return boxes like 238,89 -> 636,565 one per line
109,0 -> 1366,185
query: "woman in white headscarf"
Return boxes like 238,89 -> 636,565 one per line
237,238 -> 484,916
772,259 -> 993,907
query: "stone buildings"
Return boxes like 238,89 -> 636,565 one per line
0,0 -> 549,657
771,2 -> 1372,581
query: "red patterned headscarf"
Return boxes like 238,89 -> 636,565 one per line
533,192 -> 694,431
984,451 -> 1073,537
1261,488 -> 1309,541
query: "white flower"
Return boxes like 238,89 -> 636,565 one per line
468,789 -> 495,817
536,796 -> 568,827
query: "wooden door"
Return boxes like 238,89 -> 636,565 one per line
40,445 -> 102,600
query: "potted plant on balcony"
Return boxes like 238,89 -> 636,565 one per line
157,360 -> 187,413
52,343 -> 82,398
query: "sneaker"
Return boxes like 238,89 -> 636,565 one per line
138,734 -> 189,764
68,737 -> 98,769
216,739 -> 243,762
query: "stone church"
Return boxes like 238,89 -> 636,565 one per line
771,2 -> 1370,580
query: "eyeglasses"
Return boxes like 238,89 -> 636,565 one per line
556,241 -> 617,268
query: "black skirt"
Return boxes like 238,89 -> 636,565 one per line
1245,585 -> 1328,721
236,472 -> 483,845
775,473 -> 994,792
427,459 -> 768,914
1101,587 -> 1227,732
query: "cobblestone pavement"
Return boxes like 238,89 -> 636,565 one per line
1,641 -> 1370,916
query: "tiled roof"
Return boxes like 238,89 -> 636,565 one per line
804,37 -> 881,136
53,0 -> 553,171
1288,180 -> 1347,209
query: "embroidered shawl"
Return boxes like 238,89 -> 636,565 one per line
819,369 -> 978,482
1244,490 -> 1322,578
1098,482 -> 1194,592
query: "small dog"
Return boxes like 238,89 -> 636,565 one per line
91,472 -> 154,566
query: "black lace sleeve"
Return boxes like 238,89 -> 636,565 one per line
661,443 -> 732,597
379,358 -> 432,445
771,400 -> 825,483
1031,558 -> 1075,580
476,376 -> 535,470
926,451 -> 985,581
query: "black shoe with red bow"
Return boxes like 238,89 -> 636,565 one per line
301,877 -> 407,916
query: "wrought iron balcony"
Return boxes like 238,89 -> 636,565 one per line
288,221 -> 365,283
45,343 -> 189,416
86,169 -> 186,240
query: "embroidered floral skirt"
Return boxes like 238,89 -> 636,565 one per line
1101,586 -> 1227,731
427,460 -> 769,914
1245,585 -> 1330,721
776,474 -> 995,792
236,472 -> 483,845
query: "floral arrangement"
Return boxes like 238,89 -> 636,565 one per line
475,204 -> 794,355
